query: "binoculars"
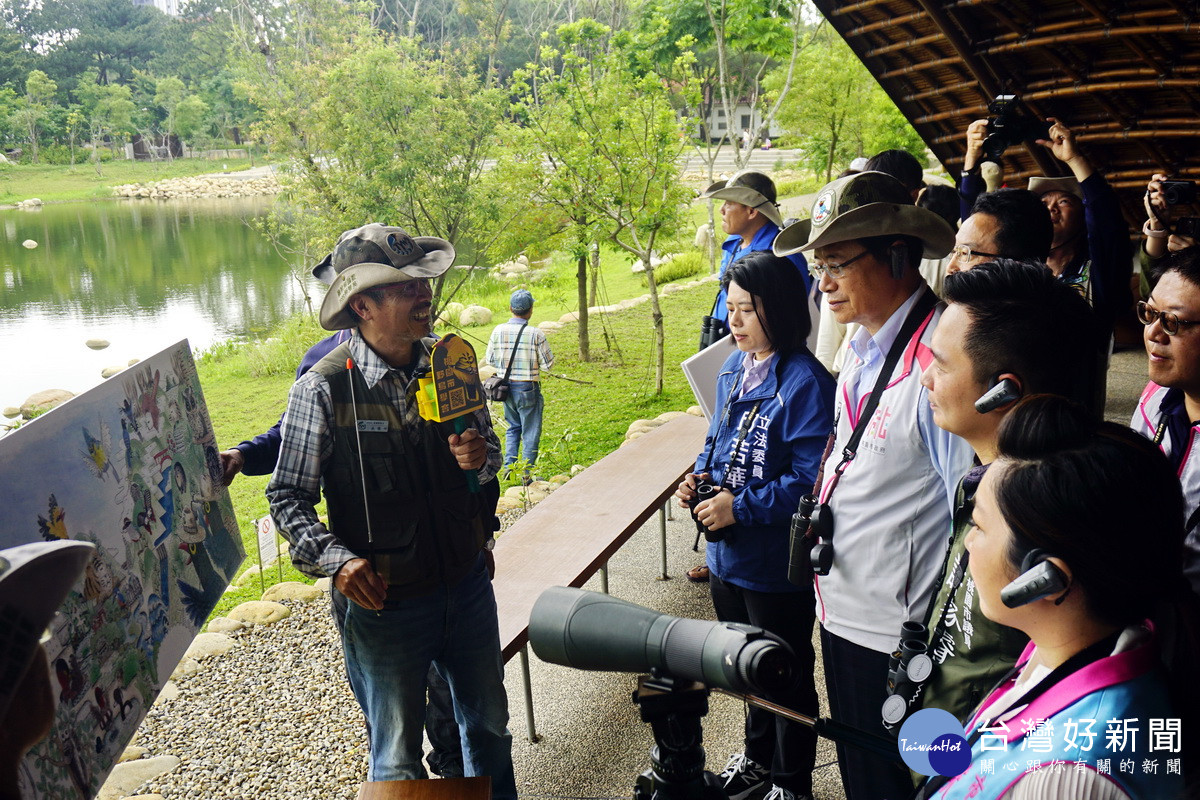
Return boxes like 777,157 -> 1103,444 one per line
687,476 -> 725,543
881,621 -> 934,733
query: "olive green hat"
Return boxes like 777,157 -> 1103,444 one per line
700,170 -> 784,228
773,171 -> 955,258
319,224 -> 454,331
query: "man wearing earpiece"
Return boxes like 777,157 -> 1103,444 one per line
773,172 -> 973,800
914,259 -> 1098,750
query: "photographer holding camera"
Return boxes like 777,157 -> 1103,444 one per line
675,251 -> 835,800
960,115 -> 1132,344
1142,173 -> 1197,274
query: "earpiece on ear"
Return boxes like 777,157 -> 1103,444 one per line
890,242 -> 908,280
975,377 -> 1022,414
1000,548 -> 1070,608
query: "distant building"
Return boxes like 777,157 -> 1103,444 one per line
132,0 -> 180,17
681,99 -> 784,144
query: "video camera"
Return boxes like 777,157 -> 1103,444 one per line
982,95 -> 1051,162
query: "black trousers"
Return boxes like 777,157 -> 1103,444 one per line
710,574 -> 818,794
820,627 -> 913,800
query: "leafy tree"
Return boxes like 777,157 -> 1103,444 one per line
0,29 -> 33,91
234,0 -> 510,302
639,0 -> 817,270
30,0 -> 168,88
511,19 -> 692,393
76,77 -> 136,173
174,94 -> 208,143
154,75 -> 185,153
13,69 -> 57,162
769,25 -> 914,180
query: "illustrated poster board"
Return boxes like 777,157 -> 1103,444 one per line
681,334 -> 735,421
0,340 -> 244,800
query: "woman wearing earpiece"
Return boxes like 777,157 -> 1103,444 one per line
921,395 -> 1197,799
675,250 -> 836,800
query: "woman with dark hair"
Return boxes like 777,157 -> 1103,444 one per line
924,394 -> 1197,799
675,250 -> 835,800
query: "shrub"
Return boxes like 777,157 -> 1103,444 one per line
653,250 -> 706,284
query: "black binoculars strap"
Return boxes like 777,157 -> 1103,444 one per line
821,289 -> 938,503
500,321 -> 529,382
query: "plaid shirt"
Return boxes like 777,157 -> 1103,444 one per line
484,318 -> 554,382
266,330 -> 501,579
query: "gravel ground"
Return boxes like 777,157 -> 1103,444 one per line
126,504 -> 847,800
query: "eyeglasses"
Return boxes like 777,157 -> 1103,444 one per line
950,244 -> 1002,262
1137,301 -> 1200,336
808,249 -> 871,280
381,280 -> 431,299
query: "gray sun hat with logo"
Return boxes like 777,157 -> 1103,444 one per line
0,539 -> 95,721
700,170 -> 784,228
311,223 -> 455,285
773,171 -> 955,259
319,224 -> 455,331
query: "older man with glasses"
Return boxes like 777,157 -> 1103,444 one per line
1132,246 -> 1200,596
773,172 -> 974,800
947,188 -> 1053,275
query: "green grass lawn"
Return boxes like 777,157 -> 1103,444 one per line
0,156 -> 269,204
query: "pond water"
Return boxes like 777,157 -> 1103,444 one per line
0,197 -> 317,413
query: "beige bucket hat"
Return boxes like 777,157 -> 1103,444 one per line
1026,175 -> 1083,200
773,171 -> 955,258
700,170 -> 784,228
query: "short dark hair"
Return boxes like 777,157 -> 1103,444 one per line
970,188 -> 1054,261
1150,244 -> 1200,291
918,184 -> 960,228
942,258 -> 1098,409
993,395 -> 1185,627
721,250 -> 811,353
865,149 -> 924,194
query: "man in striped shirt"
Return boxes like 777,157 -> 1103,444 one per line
484,289 -> 554,477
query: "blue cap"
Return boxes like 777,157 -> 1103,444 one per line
510,289 -> 534,314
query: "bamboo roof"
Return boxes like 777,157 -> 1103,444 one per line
812,0 -> 1200,224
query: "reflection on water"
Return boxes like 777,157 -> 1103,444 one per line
1,197 -> 316,411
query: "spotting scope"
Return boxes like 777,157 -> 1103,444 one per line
529,587 -> 797,696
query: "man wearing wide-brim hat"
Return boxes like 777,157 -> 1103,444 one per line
698,170 -> 811,349
224,224 -> 469,780
266,225 -> 516,797
773,171 -> 975,800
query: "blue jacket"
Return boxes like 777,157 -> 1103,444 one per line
696,348 -> 835,593
235,330 -> 350,475
710,223 -> 811,322
932,626 -> 1183,800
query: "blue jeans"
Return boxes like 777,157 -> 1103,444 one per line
503,381 -> 544,467
331,589 -> 464,777
341,554 -> 516,799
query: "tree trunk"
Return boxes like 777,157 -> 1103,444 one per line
576,250 -> 590,361
588,242 -> 600,308
643,253 -> 665,395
